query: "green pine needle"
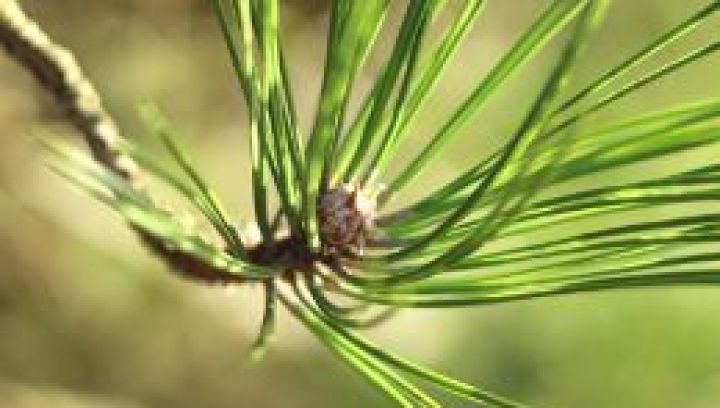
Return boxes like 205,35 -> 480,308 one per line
45,0 -> 720,405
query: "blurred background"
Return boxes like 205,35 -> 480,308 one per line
1,0 -> 720,406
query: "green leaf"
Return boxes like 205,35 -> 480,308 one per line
382,98 -> 720,239
379,1 -> 720,228
383,0 -> 587,202
136,102 -> 248,259
45,143 -> 269,280
212,0 -> 273,239
338,0 -> 436,184
250,281 -> 277,361
368,0 -> 488,185
303,269 -> 396,329
552,0 -> 720,115
119,140 -> 248,257
281,282 -> 436,407
546,40 -> 720,138
258,0 -> 303,234
283,280 -> 520,406
347,1 -> 605,290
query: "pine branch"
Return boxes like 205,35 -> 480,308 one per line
0,0 -> 241,284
